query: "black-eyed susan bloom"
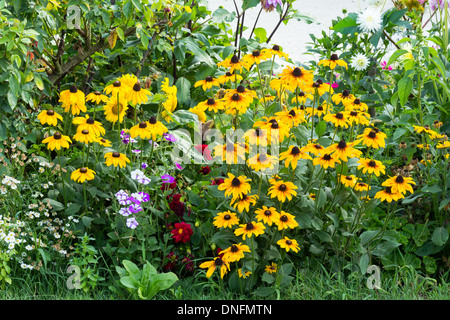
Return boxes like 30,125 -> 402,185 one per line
194,76 -> 221,91
313,153 -> 340,169
318,53 -> 348,70
292,91 -> 314,105
196,98 -> 224,113
241,49 -> 271,66
340,174 -> 358,188
234,221 -> 266,240
37,109 -> 63,126
199,257 -> 230,279
344,98 -> 368,112
104,152 -> 130,168
129,121 -> 152,140
277,237 -> 300,253
73,128 -> 98,144
219,243 -> 251,263
275,107 -> 307,127
356,127 -> 387,149
96,137 -> 112,147
247,152 -> 278,172
72,115 -> 106,137
217,173 -> 252,199
188,106 -> 207,123
264,44 -> 289,60
323,112 -> 350,128
268,180 -> 298,202
275,211 -> 299,230
325,140 -> 362,162
354,182 -> 371,192
213,210 -> 240,229
262,118 -> 291,143
103,96 -> 128,124
217,54 -> 248,73
243,128 -> 269,147
103,79 -> 131,99
86,91 -> 109,105
59,85 -> 86,115
374,186 -> 405,203
302,142 -> 325,156
42,132 -> 72,151
238,268 -> 252,279
381,175 -> 415,195
357,158 -> 386,177
213,142 -> 246,165
230,193 -> 258,213
255,206 -> 280,226
265,262 -> 278,274
71,167 -> 96,183
127,81 -> 151,105
332,89 -> 355,106
146,116 -> 168,140
278,66 -> 314,92
279,145 -> 313,170
344,110 -> 370,126
217,71 -> 243,85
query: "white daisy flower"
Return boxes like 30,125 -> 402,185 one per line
357,6 -> 383,33
350,53 -> 370,71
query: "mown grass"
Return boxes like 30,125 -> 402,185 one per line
2,264 -> 448,300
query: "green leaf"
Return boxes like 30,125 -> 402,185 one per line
254,27 -> 267,43
131,0 -> 143,11
144,272 -> 178,300
387,49 -> 409,66
253,286 -> 276,297
421,185 -> 442,194
182,38 -> 215,67
120,276 -> 139,289
175,77 -> 191,105
315,120 -> 327,138
423,256 -> 437,274
333,13 -> 358,34
359,253 -> 369,275
393,127 -> 407,141
122,260 -> 141,280
397,76 -> 413,107
431,227 -> 449,246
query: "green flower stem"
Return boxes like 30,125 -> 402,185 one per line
58,150 -> 67,205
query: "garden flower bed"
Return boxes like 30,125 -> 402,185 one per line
0,0 -> 448,301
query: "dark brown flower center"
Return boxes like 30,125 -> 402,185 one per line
258,153 -> 268,162
112,152 -> 120,158
81,129 -> 89,135
231,245 -> 239,253
286,240 -> 292,245
231,93 -> 241,101
338,140 -> 347,149
237,85 -> 246,93
278,184 -> 287,192
317,106 -> 323,111
330,53 -> 339,61
342,89 -> 350,97
292,67 -> 302,77
298,91 -> 305,97
289,109 -> 296,117
231,55 -> 239,64
113,80 -> 121,87
94,91 -> 101,95
245,222 -> 254,230
86,118 -> 95,124
252,50 -> 260,57
53,132 -> 62,140
385,186 -> 393,194
346,176 -> 353,180
336,112 -> 344,120
354,99 -> 360,104
395,175 -> 404,183
133,81 -> 141,91
70,85 -> 78,93
264,210 -> 272,216
368,131 -> 377,139
272,45 -> 280,51
350,111 -> 358,116
214,258 -> 224,266
231,177 -> 241,187
149,116 -> 157,124
226,142 -> 235,152
224,214 -> 231,220
323,154 -> 332,161
368,160 -> 377,167
271,121 -> 279,129
291,146 -> 300,155
207,98 -> 215,105
280,215 -> 288,222
139,121 -> 147,129
80,167 -> 88,174
46,109 -> 55,116
255,128 -> 262,137
226,72 -> 232,77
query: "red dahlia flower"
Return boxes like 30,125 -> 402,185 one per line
171,222 -> 193,243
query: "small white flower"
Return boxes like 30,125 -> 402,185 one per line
350,53 -> 370,71
357,6 -> 383,33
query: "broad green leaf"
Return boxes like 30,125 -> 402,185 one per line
254,27 -> 267,43
431,227 -> 449,246
397,76 -> 413,107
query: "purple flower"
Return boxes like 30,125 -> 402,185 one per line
431,0 -> 448,10
175,162 -> 183,170
161,174 -> 175,184
131,192 -> 150,203
163,133 -> 177,142
115,190 -> 133,205
262,0 -> 282,12
131,169 -> 151,185
126,217 -> 139,229
141,162 -> 148,169
129,203 -> 143,213
132,149 -> 141,154
119,207 -> 132,217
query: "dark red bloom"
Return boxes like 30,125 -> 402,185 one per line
194,144 -> 212,161
216,247 -> 224,259
163,251 -> 178,271
168,193 -> 186,218
199,166 -> 211,175
160,179 -> 177,191
210,178 -> 225,186
181,254 -> 195,272
171,222 -> 193,243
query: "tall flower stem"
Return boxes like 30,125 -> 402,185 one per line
58,151 -> 67,205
